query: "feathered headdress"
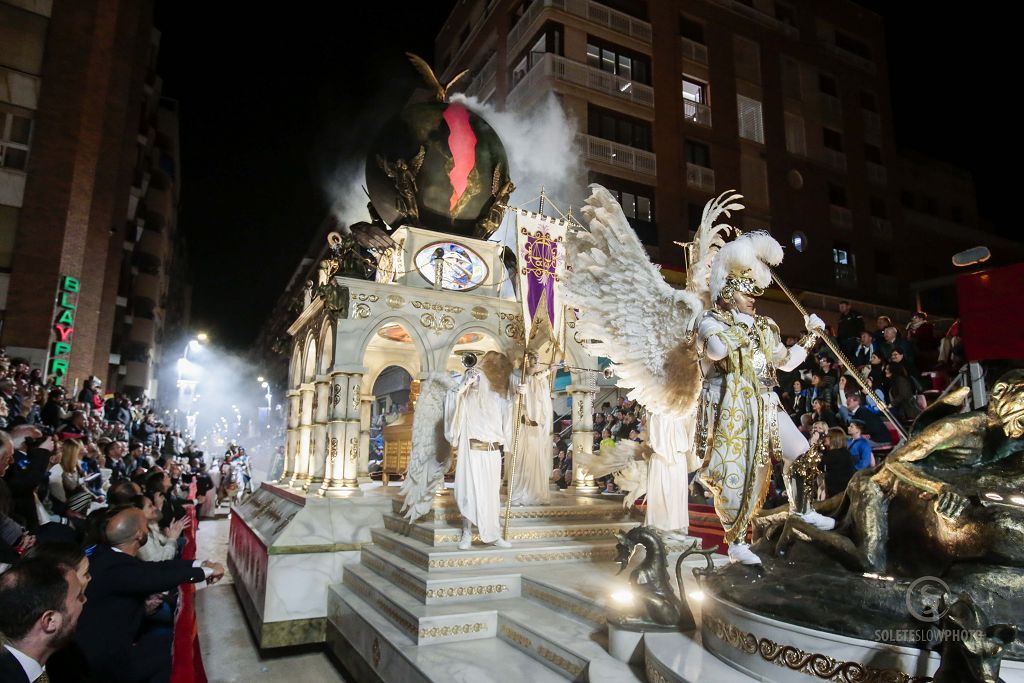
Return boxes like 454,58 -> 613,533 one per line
709,231 -> 783,303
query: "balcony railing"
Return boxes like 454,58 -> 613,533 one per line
829,204 -> 852,229
508,0 -> 651,58
680,37 -> 708,65
575,133 -> 657,175
683,99 -> 712,127
704,0 -> 799,38
821,42 -> 876,73
685,162 -> 715,192
866,162 -> 887,185
821,148 -> 848,171
463,52 -> 497,101
507,52 -> 655,111
870,217 -> 892,240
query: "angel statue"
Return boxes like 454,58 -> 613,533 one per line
377,146 -> 426,224
565,186 -> 832,567
509,353 -> 553,507
399,352 -> 515,550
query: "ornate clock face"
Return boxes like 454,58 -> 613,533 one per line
414,241 -> 489,291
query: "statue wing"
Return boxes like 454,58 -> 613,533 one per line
410,146 -> 426,176
910,385 -> 971,436
405,52 -> 446,101
564,185 -> 703,419
400,373 -> 459,521
444,69 -> 471,97
576,439 -> 649,509
377,154 -> 396,178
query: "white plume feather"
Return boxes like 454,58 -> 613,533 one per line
709,231 -> 784,302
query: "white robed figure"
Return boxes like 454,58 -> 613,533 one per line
510,357 -> 553,506
644,413 -> 697,532
445,352 -> 514,549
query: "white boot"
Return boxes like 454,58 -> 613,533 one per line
796,509 -> 836,531
458,519 -> 473,550
728,542 -> 762,565
492,537 -> 511,549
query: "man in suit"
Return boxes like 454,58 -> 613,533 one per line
74,508 -> 224,683
844,392 -> 893,446
0,558 -> 87,683
852,331 -> 876,368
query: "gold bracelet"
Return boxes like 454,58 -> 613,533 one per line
797,332 -> 817,351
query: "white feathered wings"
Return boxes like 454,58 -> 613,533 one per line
399,372 -> 458,522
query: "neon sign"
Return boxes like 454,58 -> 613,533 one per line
49,275 -> 79,384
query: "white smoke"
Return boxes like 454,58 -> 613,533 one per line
324,162 -> 371,228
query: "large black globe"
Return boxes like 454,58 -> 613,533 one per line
366,101 -> 510,236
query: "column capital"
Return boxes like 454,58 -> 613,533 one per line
330,364 -> 368,376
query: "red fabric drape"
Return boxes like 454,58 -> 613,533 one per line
957,263 -> 1024,361
170,481 -> 208,683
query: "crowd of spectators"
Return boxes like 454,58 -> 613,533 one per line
1,349 -> 221,683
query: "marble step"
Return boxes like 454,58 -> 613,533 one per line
391,494 -> 632,525
343,562 -> 511,646
643,629 -> 754,682
370,527 -> 623,573
327,583 -> 569,683
498,601 -> 644,682
360,544 -> 523,605
382,512 -> 638,547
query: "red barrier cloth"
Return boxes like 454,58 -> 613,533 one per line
170,481 -> 208,683
956,263 -> 1024,361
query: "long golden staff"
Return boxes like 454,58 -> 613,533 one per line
770,269 -> 909,441
503,344 -> 531,540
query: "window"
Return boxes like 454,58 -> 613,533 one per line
682,77 -> 709,124
870,197 -> 887,218
733,37 -> 761,84
0,5 -> 48,75
511,55 -> 529,87
864,144 -> 882,164
860,91 -> 878,112
835,30 -> 872,61
586,40 -> 650,83
822,127 -> 844,152
587,106 -> 652,150
684,140 -> 711,168
0,110 -> 32,171
832,243 -> 853,265
818,73 -> 838,97
737,95 -> 764,143
593,174 -> 657,244
784,112 -> 806,155
680,16 -> 705,44
781,57 -> 802,100
791,231 -> 807,253
828,183 -> 847,207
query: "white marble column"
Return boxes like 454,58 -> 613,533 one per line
288,382 -> 314,488
568,384 -> 598,492
277,389 -> 301,482
303,376 -> 331,494
319,369 -> 363,497
357,391 -> 373,483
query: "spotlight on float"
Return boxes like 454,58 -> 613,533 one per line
952,246 -> 991,268
603,366 -> 616,380
610,589 -> 634,606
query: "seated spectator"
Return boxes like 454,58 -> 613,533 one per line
889,348 -> 921,390
852,331 -> 876,367
74,507 -> 223,683
811,398 -> 840,429
867,351 -> 887,390
906,311 -> 937,355
51,439 -> 97,516
798,413 -> 814,437
134,492 -> 188,562
808,371 -> 835,413
846,421 -> 875,470
57,411 -> 88,444
872,315 -> 892,347
844,392 -> 892,445
0,557 -> 87,683
598,429 -> 615,453
885,364 -> 921,423
819,427 -> 856,498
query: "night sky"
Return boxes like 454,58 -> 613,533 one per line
153,3 -> 1011,350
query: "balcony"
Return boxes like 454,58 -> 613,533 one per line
819,93 -> 842,123
574,133 -> 657,176
870,217 -> 893,240
685,162 -> 715,193
138,228 -> 167,258
834,264 -> 858,288
680,37 -> 708,65
512,53 -> 655,112
821,42 -> 876,74
863,111 -> 881,140
704,0 -> 799,39
866,162 -> 887,185
129,317 -> 156,346
829,204 -> 852,230
683,99 -> 712,127
133,272 -> 161,302
463,52 -> 497,102
508,0 -> 651,59
820,148 -> 847,172
124,361 -> 152,390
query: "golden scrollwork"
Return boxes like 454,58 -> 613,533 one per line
499,625 -> 532,649
515,549 -> 616,563
371,637 -> 382,668
471,306 -> 488,320
346,578 -> 417,639
523,584 -> 606,625
328,438 -> 338,465
645,660 -> 672,683
498,312 -> 523,322
350,293 -> 380,303
538,645 -> 583,677
353,303 -> 371,319
351,383 -> 361,411
505,323 -> 523,339
428,556 -> 505,569
349,437 -> 358,463
420,313 -> 456,335
418,622 -> 488,639
412,300 -> 464,314
332,383 -> 343,407
702,613 -> 930,683
385,294 -> 405,309
425,584 -> 509,599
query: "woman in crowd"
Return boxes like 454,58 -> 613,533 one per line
788,378 -> 810,424
56,439 -> 96,516
867,351 -> 887,390
135,491 -> 188,562
885,363 -> 921,423
818,427 -> 856,498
